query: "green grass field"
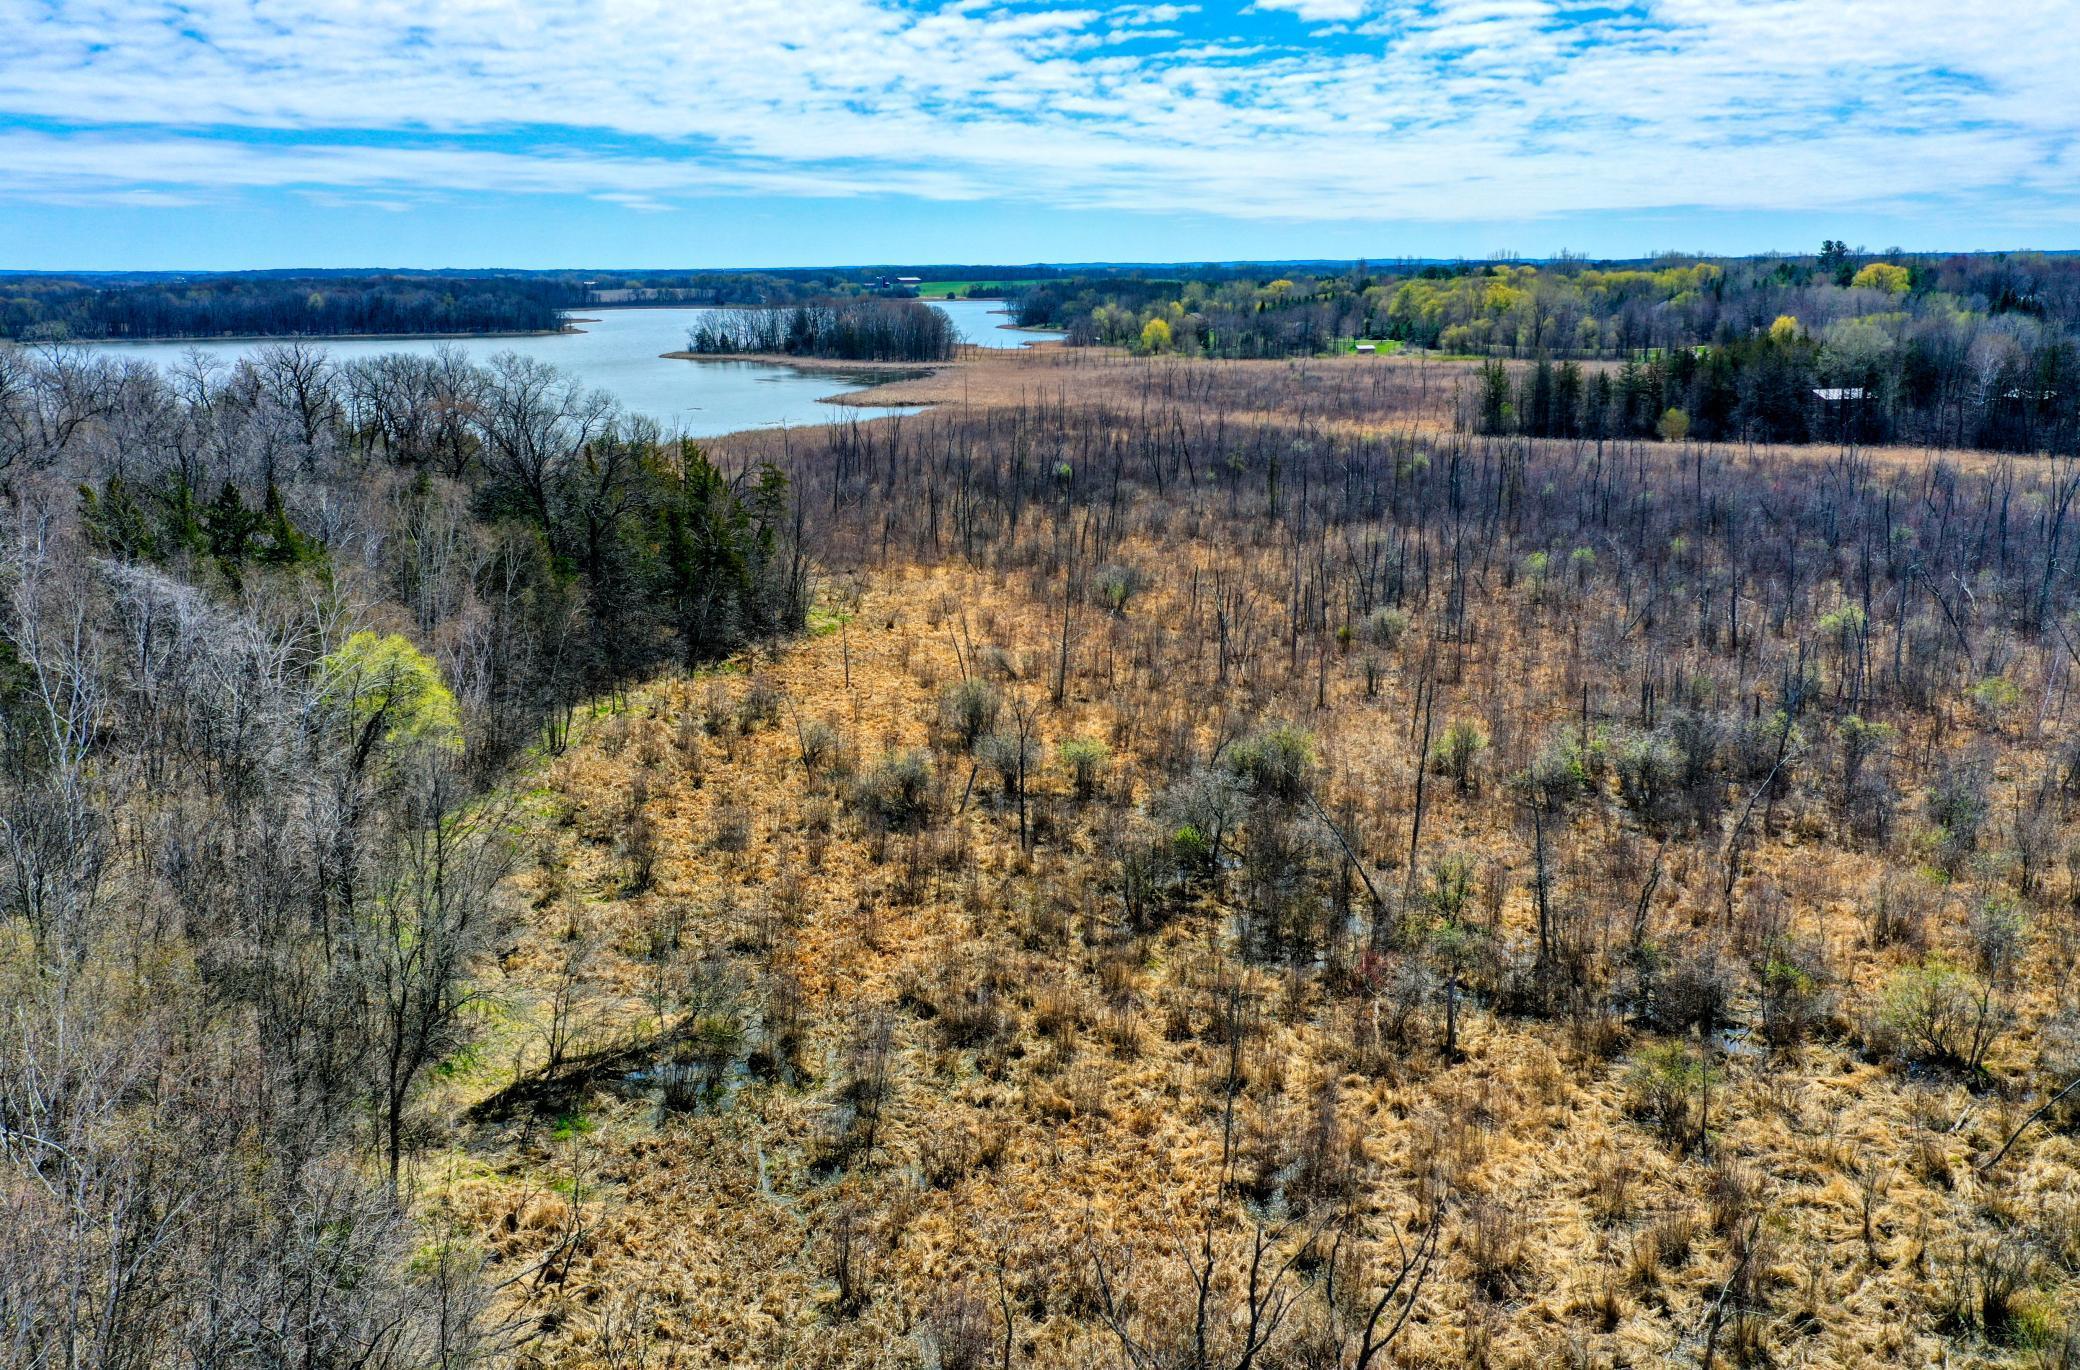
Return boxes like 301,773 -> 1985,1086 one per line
913,278 -> 1046,299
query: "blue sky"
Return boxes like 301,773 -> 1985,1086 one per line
1,0 -> 2075,270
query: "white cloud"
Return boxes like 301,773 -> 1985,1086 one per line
1249,0 -> 1374,21
0,0 -> 2072,226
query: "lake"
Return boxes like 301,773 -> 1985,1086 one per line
83,300 -> 1063,437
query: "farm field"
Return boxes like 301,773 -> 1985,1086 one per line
912,279 -> 1051,299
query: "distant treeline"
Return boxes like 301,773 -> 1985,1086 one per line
589,271 -> 892,307
0,264 -> 1100,340
1014,248 -> 2080,453
584,264 -> 1076,306
1017,252 -> 2080,356
686,300 -> 957,361
0,273 -> 582,341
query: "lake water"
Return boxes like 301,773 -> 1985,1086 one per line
924,298 -> 1063,350
84,300 -> 1063,437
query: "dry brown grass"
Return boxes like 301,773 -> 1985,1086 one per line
435,573 -> 2079,1368
434,353 -> 2080,1369
697,345 -> 2039,477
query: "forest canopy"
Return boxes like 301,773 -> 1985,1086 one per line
0,333 -> 812,1363
1012,249 -> 2080,454
0,272 -> 584,341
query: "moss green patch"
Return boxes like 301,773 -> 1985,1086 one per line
807,603 -> 856,637
550,1110 -> 596,1142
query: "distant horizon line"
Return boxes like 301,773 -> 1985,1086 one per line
7,247 -> 2079,278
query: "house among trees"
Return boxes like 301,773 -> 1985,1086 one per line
1812,385 -> 1875,441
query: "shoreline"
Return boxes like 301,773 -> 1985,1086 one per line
661,349 -> 949,412
660,349 -> 953,375
659,334 -> 1058,373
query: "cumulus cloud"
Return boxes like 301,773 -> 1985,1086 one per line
0,0 -> 2073,225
